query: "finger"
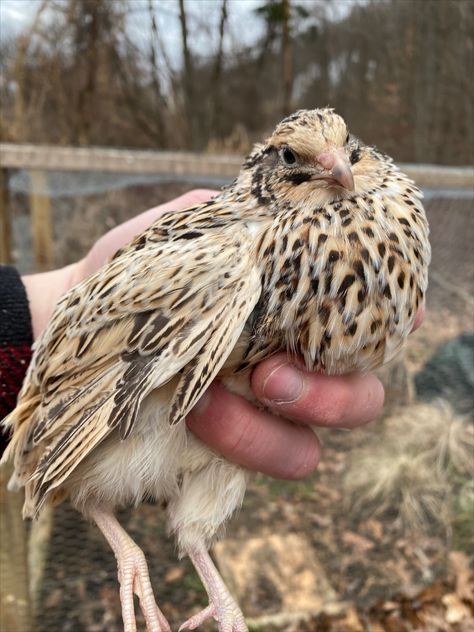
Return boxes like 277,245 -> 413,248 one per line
251,354 -> 385,429
186,382 -> 321,480
83,189 -> 218,275
129,188 -> 218,232
101,189 -> 218,253
411,304 -> 425,332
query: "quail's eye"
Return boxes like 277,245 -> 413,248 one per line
281,146 -> 297,166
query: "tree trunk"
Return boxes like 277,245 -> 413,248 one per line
12,0 -> 48,142
212,0 -> 228,138
178,0 -> 197,147
147,0 -> 167,146
281,0 -> 293,116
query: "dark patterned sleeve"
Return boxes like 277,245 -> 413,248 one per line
0,266 -> 33,444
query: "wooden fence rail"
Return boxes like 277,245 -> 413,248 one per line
0,144 -> 241,178
1,143 -> 473,269
1,143 -> 474,186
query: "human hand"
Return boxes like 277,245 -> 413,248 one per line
23,190 -> 424,480
189,305 -> 423,479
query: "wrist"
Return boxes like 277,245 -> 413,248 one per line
22,263 -> 79,339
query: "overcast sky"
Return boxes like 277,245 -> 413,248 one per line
1,0 -> 34,36
0,0 -> 267,66
0,0 -> 359,64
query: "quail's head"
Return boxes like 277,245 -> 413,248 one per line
242,109 -> 357,203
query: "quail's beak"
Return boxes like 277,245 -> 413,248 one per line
316,148 -> 355,191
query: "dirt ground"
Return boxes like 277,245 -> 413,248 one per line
8,182 -> 474,631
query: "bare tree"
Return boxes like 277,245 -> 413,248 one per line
12,0 -> 48,142
281,0 -> 293,115
1,0 -> 471,163
178,0 -> 198,147
212,0 -> 229,137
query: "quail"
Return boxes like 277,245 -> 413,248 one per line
2,109 -> 430,632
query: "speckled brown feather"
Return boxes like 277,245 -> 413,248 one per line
2,108 -> 430,520
4,230 -> 262,513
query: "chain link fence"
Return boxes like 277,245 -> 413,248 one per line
1,152 -> 473,631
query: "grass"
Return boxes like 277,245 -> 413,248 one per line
452,479 -> 474,553
343,400 -> 474,532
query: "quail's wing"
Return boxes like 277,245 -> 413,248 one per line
3,226 -> 261,509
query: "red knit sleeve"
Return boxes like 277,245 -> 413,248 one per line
0,265 -> 33,452
0,344 -> 33,418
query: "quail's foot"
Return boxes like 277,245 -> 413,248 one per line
180,545 -> 248,632
91,507 -> 171,632
117,547 -> 171,632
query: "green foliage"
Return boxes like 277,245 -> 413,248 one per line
181,569 -> 209,606
255,1 -> 310,25
452,479 -> 474,553
254,473 -> 317,500
255,1 -> 287,23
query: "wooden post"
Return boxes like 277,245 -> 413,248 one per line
29,505 -> 53,614
0,463 -> 32,632
29,169 -> 53,270
0,168 -> 13,264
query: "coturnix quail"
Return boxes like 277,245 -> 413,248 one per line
2,109 -> 430,632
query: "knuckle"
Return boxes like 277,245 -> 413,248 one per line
287,437 -> 319,480
219,409 -> 256,457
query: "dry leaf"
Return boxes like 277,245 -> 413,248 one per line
342,531 -> 374,554
338,606 -> 364,632
363,519 -> 384,540
442,593 -> 471,624
164,566 -> 185,583
449,551 -> 474,602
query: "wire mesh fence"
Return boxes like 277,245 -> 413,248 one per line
1,155 -> 473,631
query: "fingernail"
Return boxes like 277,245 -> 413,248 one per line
262,363 -> 304,403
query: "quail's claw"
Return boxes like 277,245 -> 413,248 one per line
178,604 -> 216,631
179,601 -> 247,632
